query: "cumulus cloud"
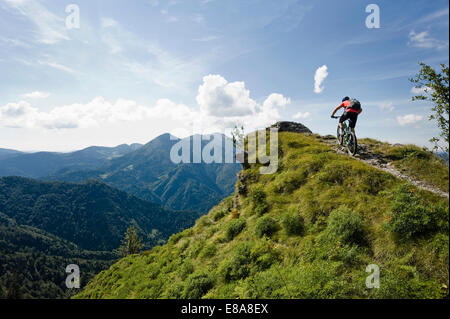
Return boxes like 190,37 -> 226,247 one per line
293,111 -> 311,119
408,31 -> 448,50
196,75 -> 290,132
197,75 -> 257,117
314,65 -> 328,94
0,75 -> 290,133
0,97 -> 156,129
23,91 -> 50,99
396,114 -> 423,126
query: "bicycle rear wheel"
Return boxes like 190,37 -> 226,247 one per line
347,132 -> 358,155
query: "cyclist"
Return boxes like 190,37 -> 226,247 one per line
331,96 -> 362,133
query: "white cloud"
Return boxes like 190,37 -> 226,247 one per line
417,7 -> 449,24
293,111 -> 311,119
379,102 -> 394,112
193,36 -> 220,42
2,0 -> 69,44
22,91 -> 50,99
101,17 -> 118,28
197,75 -> 257,117
38,61 -> 76,74
408,31 -> 448,50
0,75 -> 290,132
314,65 -> 328,94
411,86 -> 433,95
397,114 -> 423,126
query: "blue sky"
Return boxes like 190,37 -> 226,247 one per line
0,0 -> 448,151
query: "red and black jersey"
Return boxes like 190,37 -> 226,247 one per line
340,100 -> 361,114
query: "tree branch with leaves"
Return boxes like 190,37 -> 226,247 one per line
410,62 -> 449,153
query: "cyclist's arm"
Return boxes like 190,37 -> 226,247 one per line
331,104 -> 344,117
358,108 -> 363,114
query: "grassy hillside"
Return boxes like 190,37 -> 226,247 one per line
359,138 -> 449,193
75,131 -> 449,299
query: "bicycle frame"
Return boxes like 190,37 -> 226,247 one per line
340,121 -> 352,143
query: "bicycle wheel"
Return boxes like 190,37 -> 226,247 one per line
336,125 -> 344,146
347,132 -> 358,155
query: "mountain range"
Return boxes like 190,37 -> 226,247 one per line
0,144 -> 143,178
45,133 -> 242,213
1,134 -> 242,213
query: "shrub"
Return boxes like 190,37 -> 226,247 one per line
326,208 -> 365,245
199,243 -> 217,259
212,209 -> 226,221
179,259 -> 194,280
183,271 -> 214,299
225,218 -> 246,241
218,243 -> 252,282
272,171 -> 306,194
251,187 -> 269,215
255,216 -> 279,238
388,184 -> 440,239
280,210 -> 304,236
250,240 -> 281,271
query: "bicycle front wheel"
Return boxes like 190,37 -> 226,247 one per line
347,132 -> 358,155
337,125 -> 344,146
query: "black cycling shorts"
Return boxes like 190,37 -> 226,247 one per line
339,111 -> 358,129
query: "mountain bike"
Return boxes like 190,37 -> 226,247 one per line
331,115 -> 358,156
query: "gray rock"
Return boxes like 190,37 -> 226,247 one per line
268,121 -> 312,134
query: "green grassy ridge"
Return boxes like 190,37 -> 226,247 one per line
75,132 -> 449,299
359,138 -> 449,193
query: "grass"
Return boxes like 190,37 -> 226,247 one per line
359,138 -> 449,193
75,132 -> 449,299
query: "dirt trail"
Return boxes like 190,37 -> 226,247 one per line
320,135 -> 449,199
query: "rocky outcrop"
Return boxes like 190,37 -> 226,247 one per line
269,121 -> 312,134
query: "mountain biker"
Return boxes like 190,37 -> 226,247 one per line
331,97 -> 363,133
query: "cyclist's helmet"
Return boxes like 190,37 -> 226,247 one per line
342,96 -> 350,102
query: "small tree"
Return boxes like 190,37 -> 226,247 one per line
231,125 -> 245,151
119,226 -> 143,257
410,63 -> 449,153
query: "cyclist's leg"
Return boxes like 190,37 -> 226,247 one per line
339,112 -> 349,129
348,113 -> 357,132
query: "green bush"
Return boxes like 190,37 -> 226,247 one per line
272,171 -> 306,194
225,218 -> 246,241
388,184 -> 440,239
326,208 -> 365,245
199,244 -> 217,259
183,271 -> 214,299
218,243 -> 252,282
251,187 -> 269,215
180,259 -> 194,280
250,240 -> 281,271
212,209 -> 226,221
280,211 -> 304,236
255,216 -> 279,238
